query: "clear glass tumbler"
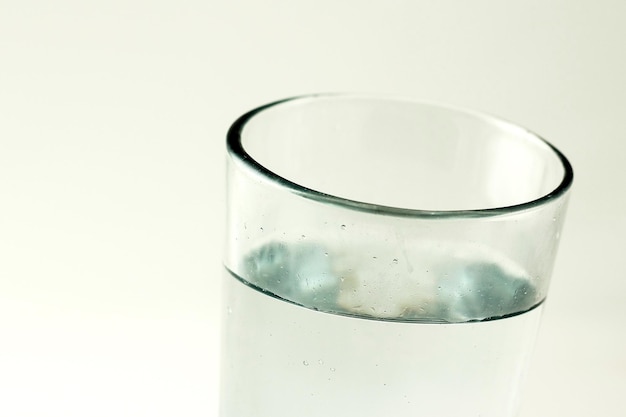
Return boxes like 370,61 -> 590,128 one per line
221,94 -> 573,417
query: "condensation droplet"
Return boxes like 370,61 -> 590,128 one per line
259,227 -> 264,232
330,367 -> 336,372
392,258 -> 398,264
318,360 -> 324,365
303,360 -> 309,366
340,224 -> 346,230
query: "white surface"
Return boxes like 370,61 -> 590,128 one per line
1,1 -> 624,416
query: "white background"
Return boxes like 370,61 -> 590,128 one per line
1,1 -> 624,416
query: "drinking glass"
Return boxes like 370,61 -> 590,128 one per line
221,94 -> 573,417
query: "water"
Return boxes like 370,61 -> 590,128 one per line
221,242 -> 543,417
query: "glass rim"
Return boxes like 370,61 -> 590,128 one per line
227,93 -> 574,219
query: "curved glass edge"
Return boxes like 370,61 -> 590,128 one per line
226,93 -> 574,219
